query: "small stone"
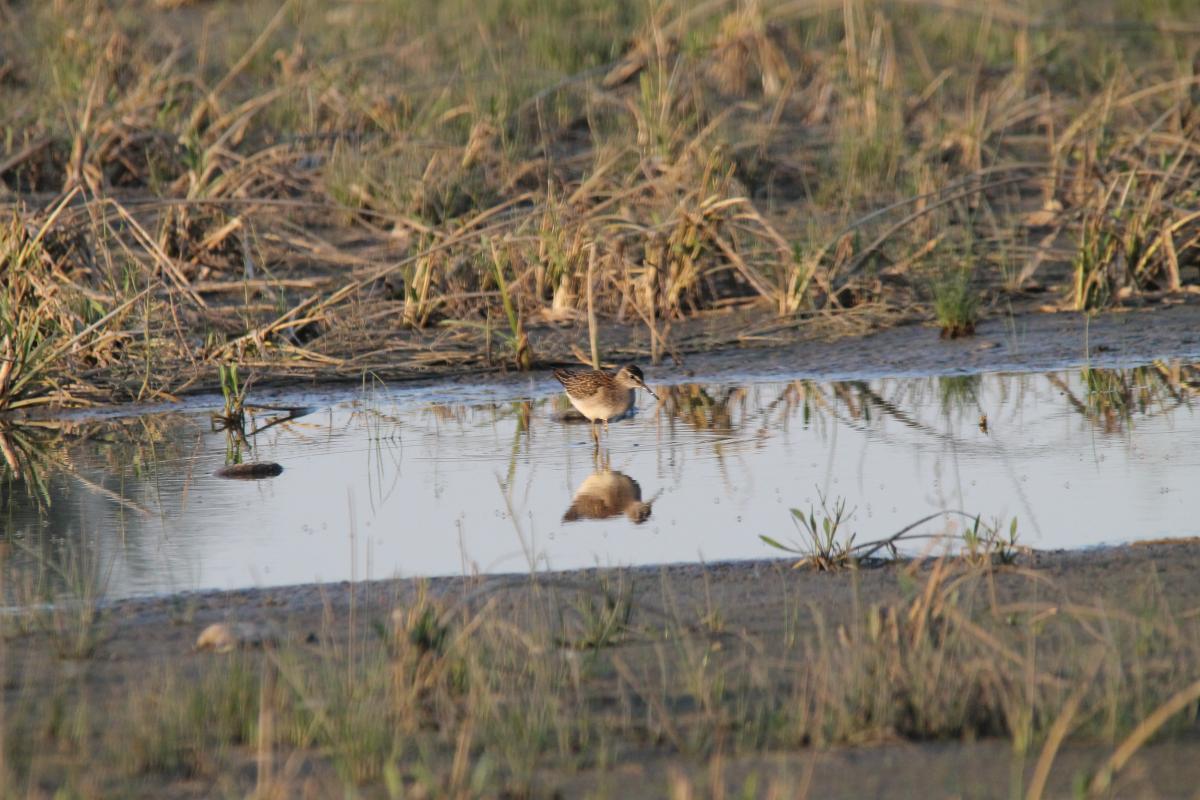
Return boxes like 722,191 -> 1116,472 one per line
195,621 -> 280,653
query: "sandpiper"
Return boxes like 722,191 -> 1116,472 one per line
553,364 -> 657,442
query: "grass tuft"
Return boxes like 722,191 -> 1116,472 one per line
931,263 -> 979,339
761,491 -> 857,571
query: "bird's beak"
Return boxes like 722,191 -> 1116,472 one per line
640,381 -> 659,401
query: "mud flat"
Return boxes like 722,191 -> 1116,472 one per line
3,537 -> 1199,798
218,300 -> 1200,413
672,301 -> 1200,382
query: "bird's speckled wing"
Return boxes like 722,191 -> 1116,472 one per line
553,368 -> 603,402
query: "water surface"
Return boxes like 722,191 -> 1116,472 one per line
2,362 -> 1197,599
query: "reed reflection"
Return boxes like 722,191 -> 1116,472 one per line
1049,363 -> 1198,435
655,384 -> 744,433
0,415 -> 185,513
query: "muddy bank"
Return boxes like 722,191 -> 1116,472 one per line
671,301 -> 1200,383
106,537 -> 1200,627
347,300 -> 1200,398
5,540 -> 1199,797
197,300 -> 1200,407
15,302 -> 1200,425
160,300 -> 1200,406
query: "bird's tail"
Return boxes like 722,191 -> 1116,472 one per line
552,368 -> 574,385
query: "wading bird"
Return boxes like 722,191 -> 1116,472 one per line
553,364 -> 657,443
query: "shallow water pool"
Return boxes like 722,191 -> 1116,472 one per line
3,361 -> 1198,599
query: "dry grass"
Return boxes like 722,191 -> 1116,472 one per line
0,0 -> 1197,407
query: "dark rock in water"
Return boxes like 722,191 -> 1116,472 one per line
214,462 -> 284,479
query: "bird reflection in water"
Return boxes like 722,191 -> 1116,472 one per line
562,468 -> 656,525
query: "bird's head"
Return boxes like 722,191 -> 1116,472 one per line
615,365 -> 657,399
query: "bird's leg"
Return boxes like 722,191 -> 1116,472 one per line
590,421 -> 599,444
